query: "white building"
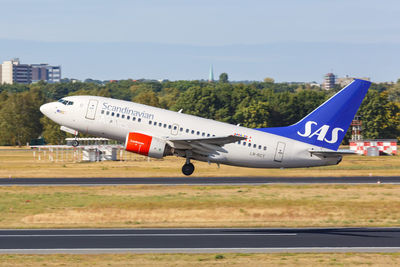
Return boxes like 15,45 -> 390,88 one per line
1,60 -> 15,84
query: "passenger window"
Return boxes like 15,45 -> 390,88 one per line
207,133 -> 210,137
154,121 -> 157,125
258,145 -> 262,149
163,124 -> 167,128
248,143 -> 251,147
186,129 -> 189,133
106,111 -> 110,115
174,126 -> 178,130
127,116 -> 130,120
253,144 -> 256,148
212,134 -> 215,137
168,125 -> 171,129
121,114 -> 125,119
243,142 -> 246,146
180,127 -> 183,132
111,112 -> 115,116
101,110 -> 105,114
238,141 -> 241,144
138,118 -> 141,122
263,146 -> 267,150
132,117 -> 136,121
196,131 -> 200,135
159,123 -> 162,127
202,132 -> 205,136
116,113 -> 120,118
191,130 -> 195,134
149,121 -> 152,125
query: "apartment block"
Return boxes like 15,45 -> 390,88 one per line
31,64 -> 61,83
1,58 -> 61,84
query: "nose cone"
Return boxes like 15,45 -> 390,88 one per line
40,103 -> 53,116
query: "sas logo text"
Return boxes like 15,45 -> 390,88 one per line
297,121 -> 344,144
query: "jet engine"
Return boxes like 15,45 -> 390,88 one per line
125,132 -> 168,158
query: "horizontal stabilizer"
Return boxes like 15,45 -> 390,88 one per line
308,149 -> 356,157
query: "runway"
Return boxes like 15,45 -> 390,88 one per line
1,228 -> 400,253
0,176 -> 399,186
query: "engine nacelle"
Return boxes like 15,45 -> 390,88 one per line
125,132 -> 167,158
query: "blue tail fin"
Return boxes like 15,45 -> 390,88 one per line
256,79 -> 371,150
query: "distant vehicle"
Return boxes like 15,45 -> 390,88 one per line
40,79 -> 371,175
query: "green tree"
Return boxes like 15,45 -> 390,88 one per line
133,91 -> 160,107
233,102 -> 271,128
219,73 -> 229,83
387,79 -> 400,103
174,86 -> 223,120
158,87 -> 180,109
359,90 -> 399,139
263,77 -> 275,83
40,116 -> 68,144
0,89 -> 45,146
284,90 -> 327,125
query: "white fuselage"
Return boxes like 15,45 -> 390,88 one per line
40,95 -> 341,168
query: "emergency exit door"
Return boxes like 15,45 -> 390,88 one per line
274,142 -> 286,162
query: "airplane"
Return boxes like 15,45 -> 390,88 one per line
40,79 -> 371,176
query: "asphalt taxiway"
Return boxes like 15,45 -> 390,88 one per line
0,176 -> 399,186
0,228 -> 400,253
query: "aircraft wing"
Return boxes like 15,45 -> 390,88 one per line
308,149 -> 356,157
166,135 -> 246,154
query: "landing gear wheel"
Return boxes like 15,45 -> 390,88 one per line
182,163 -> 195,176
72,140 -> 79,147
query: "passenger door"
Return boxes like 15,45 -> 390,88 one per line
85,99 -> 98,120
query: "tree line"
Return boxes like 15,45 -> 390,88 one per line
0,77 -> 399,146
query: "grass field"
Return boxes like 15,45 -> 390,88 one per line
0,148 -> 399,264
1,184 -> 400,228
0,147 -> 399,178
1,253 -> 400,266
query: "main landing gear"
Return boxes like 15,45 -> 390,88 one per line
72,134 -> 79,147
182,154 -> 195,176
182,162 -> 195,176
72,139 -> 79,147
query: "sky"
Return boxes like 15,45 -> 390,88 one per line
1,0 -> 400,82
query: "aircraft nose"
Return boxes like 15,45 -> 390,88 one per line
40,103 -> 53,116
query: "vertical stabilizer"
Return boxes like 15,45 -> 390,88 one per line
256,79 -> 371,150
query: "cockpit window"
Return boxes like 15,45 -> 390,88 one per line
58,99 -> 74,105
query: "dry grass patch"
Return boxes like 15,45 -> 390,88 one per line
0,185 -> 400,228
1,253 -> 400,266
0,148 -> 398,177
